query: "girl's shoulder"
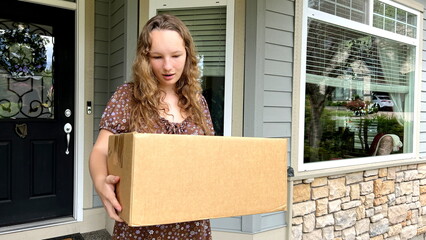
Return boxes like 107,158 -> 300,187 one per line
111,82 -> 134,100
115,82 -> 134,94
198,93 -> 208,106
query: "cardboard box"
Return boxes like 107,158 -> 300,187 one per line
107,132 -> 287,226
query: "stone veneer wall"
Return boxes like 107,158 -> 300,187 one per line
291,164 -> 426,240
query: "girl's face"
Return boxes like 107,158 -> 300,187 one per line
149,29 -> 187,90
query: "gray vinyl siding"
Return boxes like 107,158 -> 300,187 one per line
109,0 -> 126,91
421,8 -> 426,157
260,0 -> 293,231
93,0 -> 126,208
263,0 -> 293,140
241,0 -> 293,233
93,0 -> 126,138
93,0 -> 109,143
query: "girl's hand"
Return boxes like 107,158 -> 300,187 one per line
89,129 -> 123,222
96,175 -> 123,222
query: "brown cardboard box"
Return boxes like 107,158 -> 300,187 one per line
107,132 -> 287,226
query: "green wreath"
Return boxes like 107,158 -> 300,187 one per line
0,27 -> 47,77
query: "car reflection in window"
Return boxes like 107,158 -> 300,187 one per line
372,95 -> 394,111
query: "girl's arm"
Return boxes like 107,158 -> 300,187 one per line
89,129 -> 123,222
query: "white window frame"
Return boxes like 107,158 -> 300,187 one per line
149,0 -> 235,136
297,0 -> 422,172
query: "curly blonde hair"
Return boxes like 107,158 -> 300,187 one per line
130,14 -> 213,135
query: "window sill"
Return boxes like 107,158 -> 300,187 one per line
291,155 -> 422,181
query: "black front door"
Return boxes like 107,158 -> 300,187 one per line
0,1 -> 75,226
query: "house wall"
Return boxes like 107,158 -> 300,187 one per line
291,165 -> 426,240
263,0 -> 293,139
93,0 -> 127,207
93,0 -> 110,141
289,1 -> 426,240
421,1 -> 426,157
242,0 -> 294,233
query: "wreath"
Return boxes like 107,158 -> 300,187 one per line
0,27 -> 47,77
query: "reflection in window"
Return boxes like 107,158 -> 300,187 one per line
304,18 -> 414,162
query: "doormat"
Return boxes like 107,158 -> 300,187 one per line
43,233 -> 84,240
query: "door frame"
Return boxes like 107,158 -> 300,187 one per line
0,0 -> 85,232
75,0 -> 86,224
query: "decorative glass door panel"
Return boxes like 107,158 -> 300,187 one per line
0,21 -> 54,119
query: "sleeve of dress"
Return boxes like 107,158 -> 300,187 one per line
99,83 -> 132,134
200,95 -> 215,136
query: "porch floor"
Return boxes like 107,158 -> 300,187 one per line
81,230 -> 111,239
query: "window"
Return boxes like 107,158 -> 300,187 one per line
299,0 -> 420,170
149,0 -> 234,136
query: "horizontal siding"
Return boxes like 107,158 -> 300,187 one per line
110,34 -> 125,56
258,0 -> 294,232
265,28 -> 293,47
264,107 -> 292,122
96,0 -> 109,14
95,40 -> 108,53
264,75 -> 292,91
263,122 -> 291,138
94,53 -> 108,67
110,0 -> 125,93
266,0 -> 294,16
420,133 -> 426,142
110,63 -> 124,79
94,66 -> 108,79
420,122 -> 426,132
94,79 -> 108,92
422,91 -> 426,101
93,0 -> 125,207
265,11 -> 293,32
110,79 -> 125,92
264,92 -> 292,107
93,0 -> 111,207
111,20 -> 125,41
110,49 -> 124,66
265,43 -> 293,62
95,28 -> 108,40
94,92 -> 109,104
95,14 -> 109,28
265,60 -> 292,77
420,9 -> 426,158
110,0 -> 123,16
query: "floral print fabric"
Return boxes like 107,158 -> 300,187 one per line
100,83 -> 215,240
100,83 -> 215,135
113,220 -> 212,240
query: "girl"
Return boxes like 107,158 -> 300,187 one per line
89,14 -> 215,239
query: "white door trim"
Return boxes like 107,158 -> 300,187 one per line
75,0 -> 85,222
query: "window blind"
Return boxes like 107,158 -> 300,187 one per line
305,18 -> 415,94
159,7 -> 226,77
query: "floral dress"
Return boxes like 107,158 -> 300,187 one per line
99,83 -> 215,240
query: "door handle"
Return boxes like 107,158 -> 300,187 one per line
64,123 -> 72,155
